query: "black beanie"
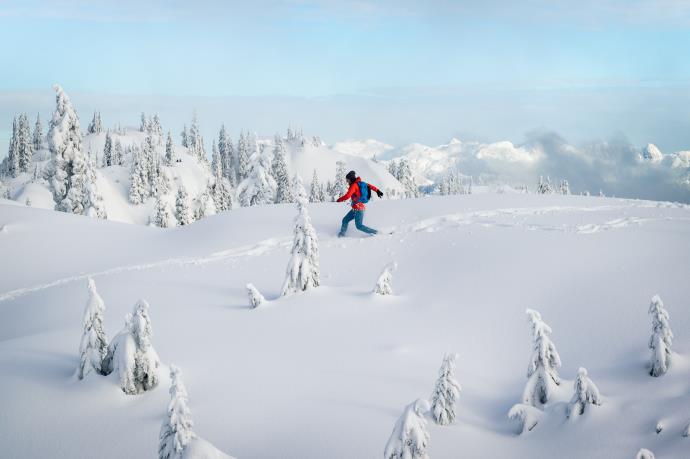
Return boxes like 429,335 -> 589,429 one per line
346,170 -> 356,182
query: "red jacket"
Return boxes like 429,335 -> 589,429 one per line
336,177 -> 380,210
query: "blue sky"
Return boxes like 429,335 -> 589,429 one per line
1,0 -> 689,151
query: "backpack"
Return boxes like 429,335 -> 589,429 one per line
357,181 -> 370,204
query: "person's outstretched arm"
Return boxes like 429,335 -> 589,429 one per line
337,182 -> 357,202
368,183 -> 384,197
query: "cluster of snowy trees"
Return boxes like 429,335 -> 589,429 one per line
437,170 -> 473,196
76,278 -> 160,395
508,295 -> 678,440
0,113 -> 42,178
384,353 -> 462,459
387,158 -> 420,198
536,176 -> 573,195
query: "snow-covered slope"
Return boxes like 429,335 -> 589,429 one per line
1,193 -> 689,458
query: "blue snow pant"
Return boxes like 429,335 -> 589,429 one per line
339,209 -> 377,236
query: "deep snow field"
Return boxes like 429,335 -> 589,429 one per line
1,193 -> 690,459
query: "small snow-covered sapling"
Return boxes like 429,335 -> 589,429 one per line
648,295 -> 673,377
566,367 -> 601,419
523,309 -> 561,407
384,399 -> 431,459
636,448 -> 655,459
373,262 -> 397,296
508,403 -> 542,434
77,278 -> 108,379
430,353 -> 461,425
159,365 -> 195,459
247,283 -> 265,309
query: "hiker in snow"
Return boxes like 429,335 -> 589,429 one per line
336,170 -> 383,237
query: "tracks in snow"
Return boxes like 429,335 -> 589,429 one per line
1,202 -> 686,303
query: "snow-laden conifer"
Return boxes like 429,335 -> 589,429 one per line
17,113 -> 33,173
165,131 -> 177,166
175,185 -> 192,226
154,195 -> 175,228
194,187 -> 217,220
384,399 -> 430,459
271,135 -> 293,203
566,367 -> 601,419
636,448 -> 655,459
247,283 -> 265,309
103,130 -> 114,166
159,365 -> 195,459
48,85 -> 102,215
112,139 -> 123,166
523,309 -> 561,406
130,145 -> 149,204
211,147 -> 233,212
309,170 -> 325,203
648,294 -> 673,377
87,111 -> 102,134
104,300 -> 160,394
187,112 -> 206,162
237,148 -> 277,207
397,158 -> 419,198
508,403 -> 542,434
373,262 -> 396,296
236,130 -> 249,181
281,176 -> 319,296
77,278 -> 108,379
32,113 -> 43,151
333,160 -> 348,197
430,353 -> 461,426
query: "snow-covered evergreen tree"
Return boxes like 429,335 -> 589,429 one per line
247,283 -> 265,309
430,353 -> 461,426
387,160 -> 398,179
102,130 -> 114,166
271,134 -> 293,203
159,365 -> 195,459
77,278 -> 108,380
104,300 -> 160,394
129,145 -> 149,205
17,113 -> 33,173
140,112 -> 148,132
508,403 -> 542,434
211,144 -> 233,212
237,148 -> 277,207
537,176 -> 553,194
236,130 -> 249,181
180,125 -> 189,148
151,114 -> 163,142
32,113 -> 43,151
560,179 -> 570,195
47,85 -> 103,216
333,160 -> 348,198
87,111 -> 102,134
309,170 -> 325,203
373,262 -> 396,296
194,186 -> 217,220
154,195 -> 175,228
218,125 -> 235,184
397,158 -> 419,198
175,185 -> 192,226
112,139 -> 123,166
165,131 -> 176,166
636,448 -> 655,459
384,399 -> 430,459
84,154 -> 107,219
566,367 -> 601,419
4,117 -> 19,177
648,295 -> 673,377
187,112 -> 206,162
523,309 -> 561,406
281,176 -> 320,296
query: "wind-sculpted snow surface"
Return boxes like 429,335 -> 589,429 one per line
0,192 -> 690,458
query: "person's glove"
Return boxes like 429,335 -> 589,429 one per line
376,190 -> 384,198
